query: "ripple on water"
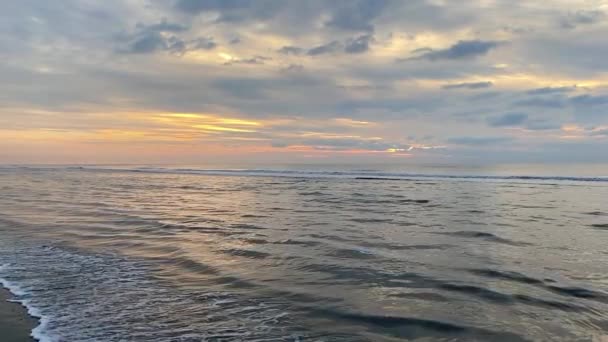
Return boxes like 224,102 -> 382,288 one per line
435,231 -> 533,246
327,248 -> 376,259
389,292 -> 449,302
2,168 -> 608,341
314,308 -> 531,341
584,211 -> 607,216
589,224 -> 608,230
222,248 -> 271,260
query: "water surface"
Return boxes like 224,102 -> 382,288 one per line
1,166 -> 607,341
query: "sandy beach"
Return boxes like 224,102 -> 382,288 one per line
0,288 -> 37,342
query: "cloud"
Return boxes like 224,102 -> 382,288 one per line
3,0 -> 608,164
590,128 -> 608,136
519,33 -> 608,74
487,112 -> 528,127
514,97 -> 566,108
410,47 -> 434,54
442,81 -> 493,90
325,0 -> 389,32
119,33 -> 216,54
192,37 -> 217,50
209,75 -> 324,103
122,31 -> 169,54
175,0 -> 247,12
524,120 -> 562,131
273,136 -> 411,152
560,10 -> 605,29
212,78 -> 270,99
570,94 -> 608,106
344,34 -> 374,54
138,20 -> 188,33
468,91 -> 502,101
224,55 -> 271,65
116,20 -> 216,55
173,0 -> 283,22
280,64 -> 304,73
408,40 -> 503,61
526,86 -> 577,95
307,41 -> 342,56
278,46 -> 304,55
448,136 -> 514,145
279,35 -> 374,57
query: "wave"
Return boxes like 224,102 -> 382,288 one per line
435,231 -> 533,246
17,165 -> 607,183
314,308 -> 531,341
0,245 -> 312,341
0,264 -> 51,342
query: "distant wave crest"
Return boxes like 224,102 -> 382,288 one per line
45,166 -> 608,183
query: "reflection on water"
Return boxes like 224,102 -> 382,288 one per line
0,167 -> 607,341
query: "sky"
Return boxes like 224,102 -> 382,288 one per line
1,0 -> 607,164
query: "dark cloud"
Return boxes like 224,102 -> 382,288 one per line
173,0 -> 283,22
280,64 -> 304,73
520,34 -> 608,74
344,34 -> 374,54
442,81 -> 493,90
129,20 -> 190,49
123,32 -> 168,54
526,86 -> 577,95
501,25 -> 535,35
336,95 -> 447,114
279,35 -> 373,57
192,37 -> 217,50
514,97 -> 566,108
138,20 -> 188,33
116,19 -> 216,55
570,94 -> 608,106
166,36 -> 188,54
175,0 -> 249,12
212,78 -> 270,99
487,112 -> 528,127
337,84 -> 389,91
560,10 -> 605,29
210,75 -> 323,103
119,33 -> 216,54
325,0 -> 390,32
408,40 -> 503,61
468,91 -> 502,101
524,120 -> 562,131
278,46 -> 304,55
448,136 -> 514,145
307,41 -> 342,56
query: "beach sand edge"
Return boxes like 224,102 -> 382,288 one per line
0,288 -> 37,342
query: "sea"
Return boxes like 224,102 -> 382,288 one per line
0,164 -> 607,342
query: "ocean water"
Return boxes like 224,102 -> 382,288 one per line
1,165 -> 608,342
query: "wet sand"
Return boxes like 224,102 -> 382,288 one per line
0,288 -> 37,342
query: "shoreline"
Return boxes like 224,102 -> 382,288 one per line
0,287 -> 37,342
